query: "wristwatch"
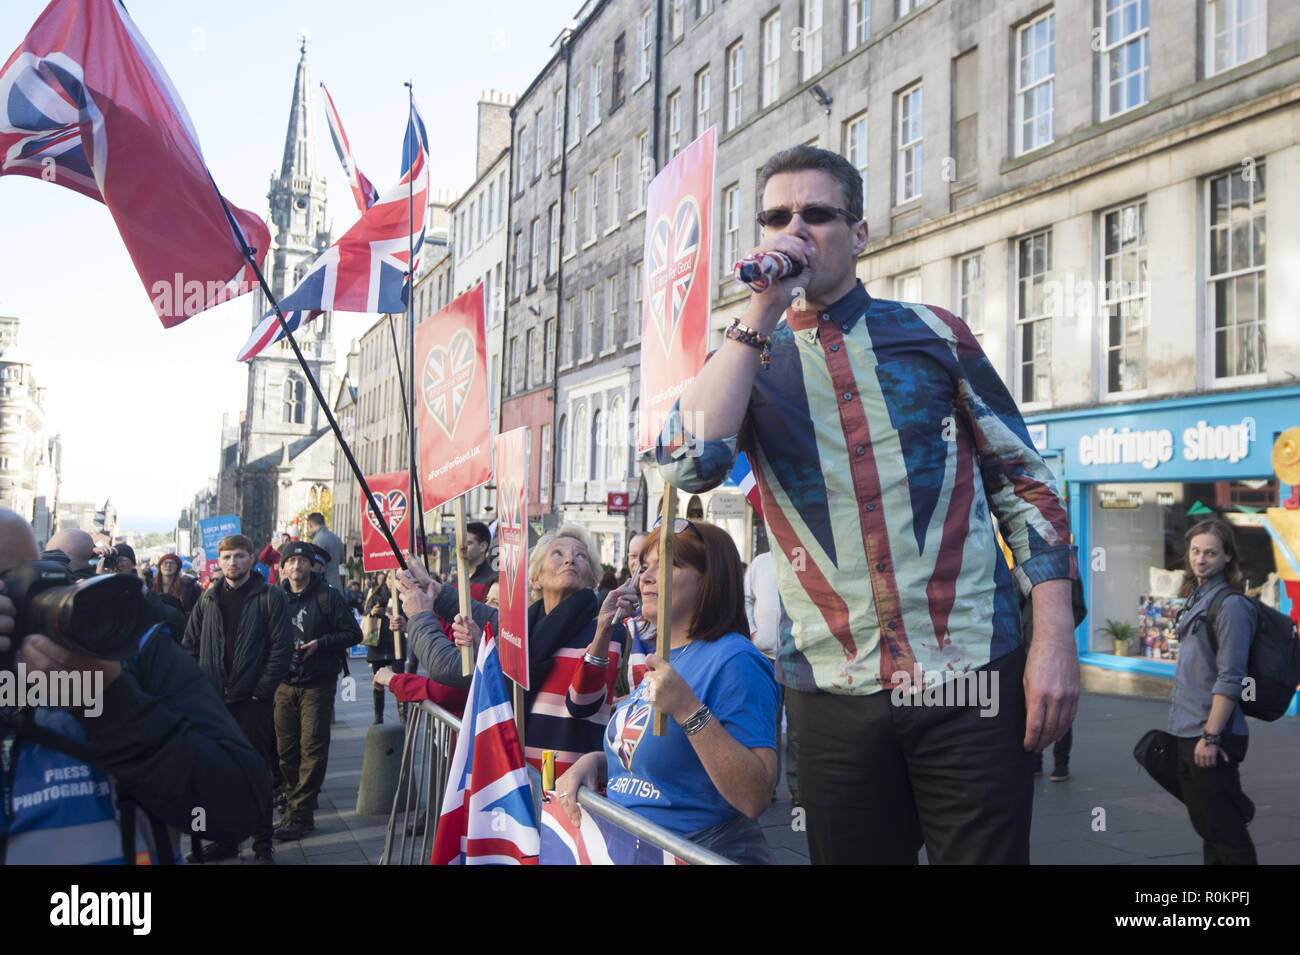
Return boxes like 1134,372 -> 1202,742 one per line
1201,731 -> 1222,746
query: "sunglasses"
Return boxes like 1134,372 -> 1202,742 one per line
640,519 -> 700,556
756,204 -> 859,229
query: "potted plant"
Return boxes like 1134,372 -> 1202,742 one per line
1100,619 -> 1136,656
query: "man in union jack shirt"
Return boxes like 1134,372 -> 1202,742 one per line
657,145 -> 1080,864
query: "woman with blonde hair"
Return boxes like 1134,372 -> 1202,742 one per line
396,523 -> 635,775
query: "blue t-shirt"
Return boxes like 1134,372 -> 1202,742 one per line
603,632 -> 780,834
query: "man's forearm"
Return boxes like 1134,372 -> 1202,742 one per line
1029,578 -> 1075,643
408,611 -> 471,688
1205,694 -> 1238,736
679,338 -> 762,440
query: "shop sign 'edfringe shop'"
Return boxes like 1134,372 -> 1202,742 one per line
1024,385 -> 1300,715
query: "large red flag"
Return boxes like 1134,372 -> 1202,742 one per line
638,126 -> 715,451
0,0 -> 270,326
415,284 -> 492,511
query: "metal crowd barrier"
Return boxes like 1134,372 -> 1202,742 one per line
381,700 -> 457,865
380,700 -> 732,865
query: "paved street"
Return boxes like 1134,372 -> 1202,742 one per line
210,660 -> 1300,865
759,690 -> 1300,865
202,657 -> 394,866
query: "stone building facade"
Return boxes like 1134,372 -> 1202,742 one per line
0,316 -> 60,545
495,0 -> 1299,574
230,44 -> 337,549
447,93 -> 515,520
499,34 -> 567,530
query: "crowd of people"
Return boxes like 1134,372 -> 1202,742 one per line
0,142 -> 1277,868
0,500 -> 1272,867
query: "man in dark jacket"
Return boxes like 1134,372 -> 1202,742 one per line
0,507 -> 268,863
182,533 -> 291,863
273,541 -> 361,840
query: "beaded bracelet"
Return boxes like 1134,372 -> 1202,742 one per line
725,318 -> 772,369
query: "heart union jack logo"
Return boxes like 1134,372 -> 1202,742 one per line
422,328 -> 476,439
365,489 -> 408,534
646,195 -> 701,356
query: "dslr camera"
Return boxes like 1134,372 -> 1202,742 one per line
0,559 -> 154,661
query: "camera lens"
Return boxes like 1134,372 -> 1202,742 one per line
28,575 -> 150,660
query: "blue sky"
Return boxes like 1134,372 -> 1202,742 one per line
0,0 -> 574,533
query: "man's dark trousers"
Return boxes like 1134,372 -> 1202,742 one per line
1175,734 -> 1256,865
225,697 -> 276,852
785,647 -> 1034,864
275,683 -> 336,821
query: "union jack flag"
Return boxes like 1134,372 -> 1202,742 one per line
236,307 -> 322,363
540,796 -> 683,865
365,488 -> 407,533
0,0 -> 270,327
236,98 -> 429,360
321,83 -> 378,213
430,630 -> 539,865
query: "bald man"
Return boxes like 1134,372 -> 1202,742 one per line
0,507 -> 268,864
44,527 -> 96,578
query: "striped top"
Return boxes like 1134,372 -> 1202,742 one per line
524,618 -> 624,776
657,282 -> 1076,695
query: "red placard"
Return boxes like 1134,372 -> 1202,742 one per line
638,126 -> 716,452
607,492 -> 629,514
415,284 -> 493,510
360,471 -> 411,572
494,427 -> 530,689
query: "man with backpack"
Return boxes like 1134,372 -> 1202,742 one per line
272,541 -> 361,841
1170,518 -> 1264,864
183,533 -> 291,864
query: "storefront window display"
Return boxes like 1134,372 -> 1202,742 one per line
1087,478 -> 1281,660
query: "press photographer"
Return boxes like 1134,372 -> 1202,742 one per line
0,507 -> 268,864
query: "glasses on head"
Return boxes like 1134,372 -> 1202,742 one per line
756,204 -> 858,229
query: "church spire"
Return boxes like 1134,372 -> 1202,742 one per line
280,33 -> 317,182
260,36 -> 330,333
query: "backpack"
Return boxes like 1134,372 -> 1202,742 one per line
1205,588 -> 1300,722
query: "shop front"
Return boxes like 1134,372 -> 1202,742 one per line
1025,385 -> 1300,715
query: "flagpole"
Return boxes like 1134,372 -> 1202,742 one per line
215,196 -> 409,572
652,484 -> 677,736
454,495 -> 474,675
385,312 -> 428,558
403,80 -> 429,574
